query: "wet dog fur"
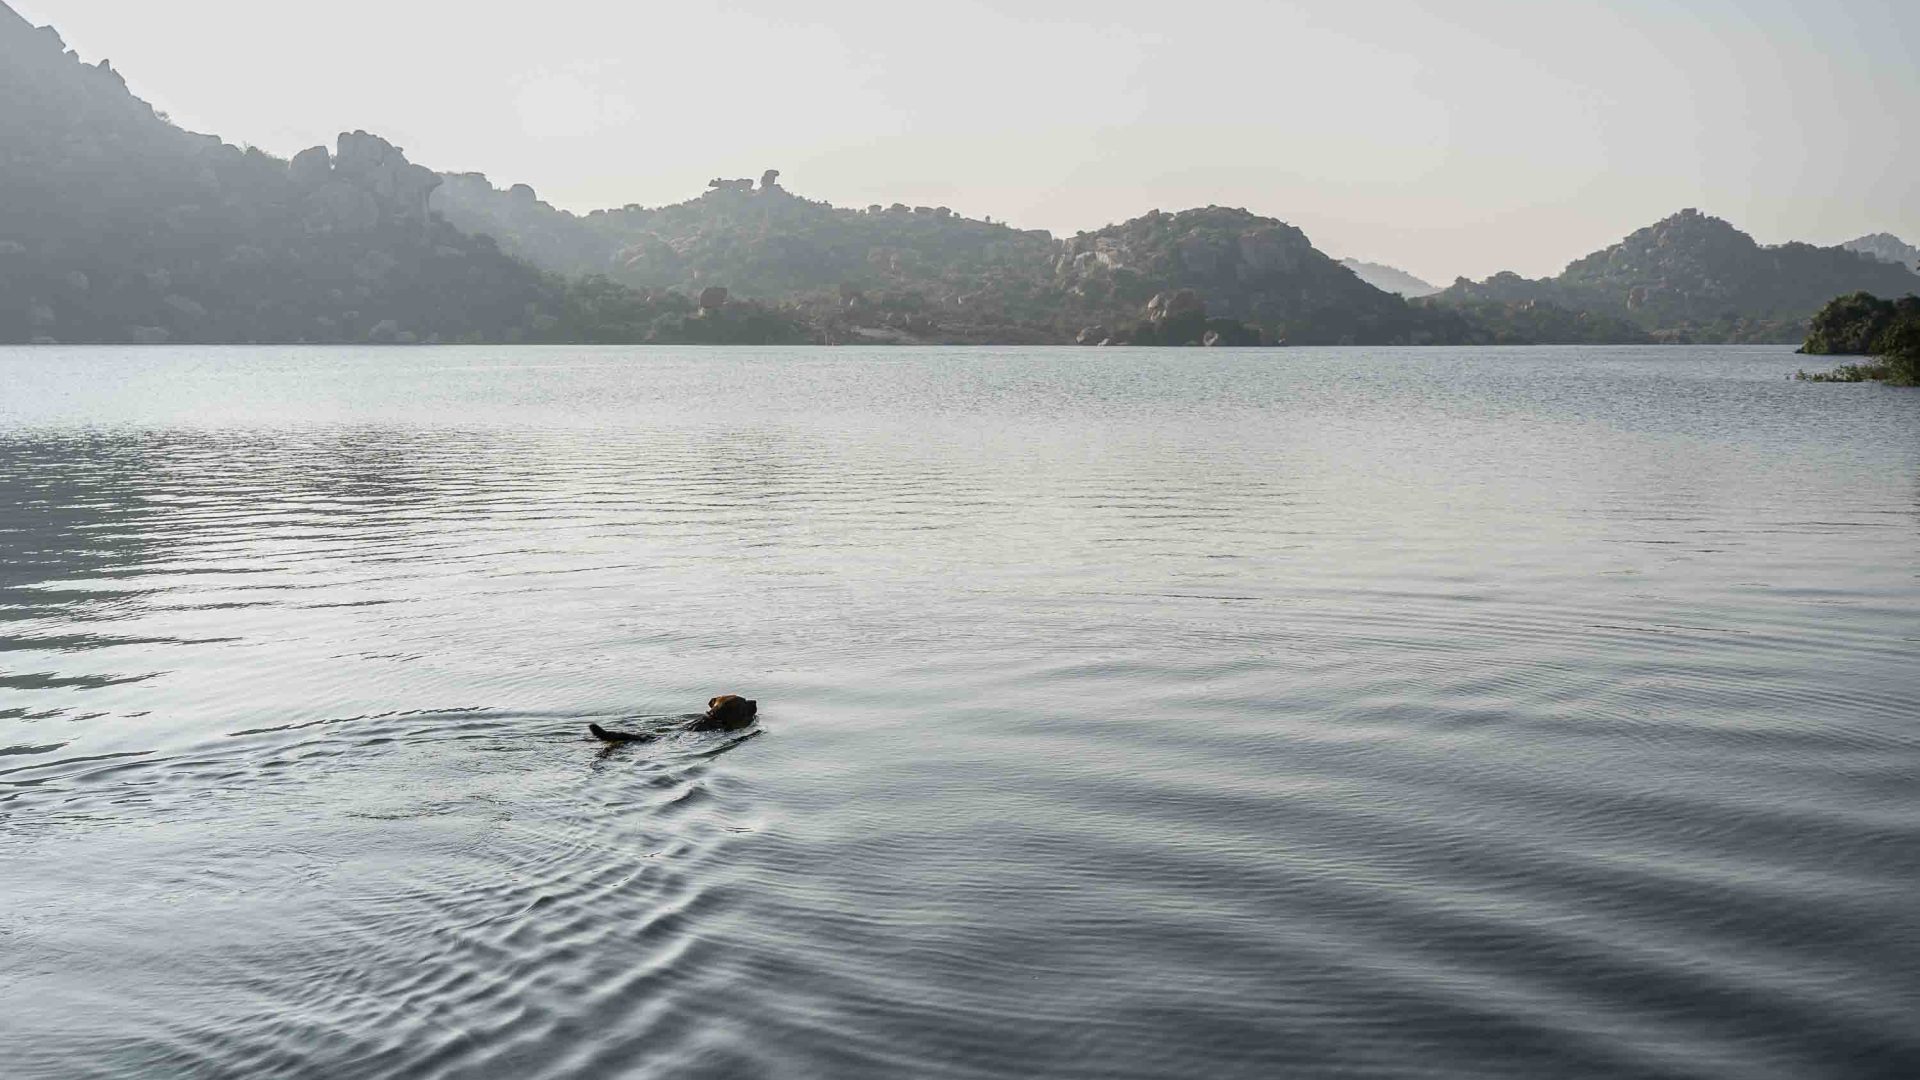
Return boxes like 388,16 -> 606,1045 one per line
589,695 -> 758,742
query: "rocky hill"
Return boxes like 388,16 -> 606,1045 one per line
0,3 -> 809,345
1842,233 -> 1920,273
1339,259 -> 1439,297
1435,209 -> 1920,343
438,174 -> 1476,345
1046,207 -> 1470,345
19,0 -> 1906,351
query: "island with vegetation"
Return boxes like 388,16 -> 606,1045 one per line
1791,292 -> 1920,384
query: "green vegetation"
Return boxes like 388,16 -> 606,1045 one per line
1408,298 -> 1650,345
1792,293 -> 1920,385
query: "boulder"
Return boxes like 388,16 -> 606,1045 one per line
698,286 -> 729,310
332,130 -> 440,222
1147,288 -> 1205,324
1075,325 -> 1107,345
760,169 -> 782,190
288,145 -> 332,187
1202,316 -> 1261,346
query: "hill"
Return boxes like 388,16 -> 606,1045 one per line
437,174 -> 1475,345
1339,259 -> 1439,297
0,3 -> 810,345
1842,233 -> 1920,273
1434,210 -> 1920,343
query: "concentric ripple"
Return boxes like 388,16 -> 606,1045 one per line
2,344 -> 1918,1079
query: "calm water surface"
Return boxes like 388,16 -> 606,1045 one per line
2,346 -> 1917,1079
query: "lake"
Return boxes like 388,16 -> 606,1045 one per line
2,345 -> 1917,1079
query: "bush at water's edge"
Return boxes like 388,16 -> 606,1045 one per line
1793,293 -> 1920,385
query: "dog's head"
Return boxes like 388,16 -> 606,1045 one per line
706,694 -> 758,724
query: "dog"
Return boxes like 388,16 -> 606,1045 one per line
589,695 -> 758,743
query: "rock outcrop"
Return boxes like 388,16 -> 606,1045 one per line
288,145 -> 332,187
284,133 -> 441,234
332,131 -> 440,222
1842,233 -> 1920,272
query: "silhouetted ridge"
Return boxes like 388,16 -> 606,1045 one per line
1340,259 -> 1439,298
0,4 -> 811,345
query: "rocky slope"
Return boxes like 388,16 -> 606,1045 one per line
1435,209 -> 1920,343
1842,233 -> 1920,273
1047,207 -> 1470,345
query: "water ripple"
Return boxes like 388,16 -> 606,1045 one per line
2,345 -> 1917,1078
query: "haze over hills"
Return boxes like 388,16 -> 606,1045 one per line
0,2 -> 808,346
438,169 -> 1489,346
0,0 -> 1465,351
1842,233 -> 1920,272
1435,210 -> 1920,343
1338,259 -> 1440,298
5,0 -> 1915,349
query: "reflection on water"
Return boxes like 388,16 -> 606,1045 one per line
2,345 -> 1918,1079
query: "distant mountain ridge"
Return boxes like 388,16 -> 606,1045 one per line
1435,209 -> 1920,343
9,0 -> 1914,349
1842,233 -> 1920,272
435,172 -> 1488,345
1339,259 -> 1439,297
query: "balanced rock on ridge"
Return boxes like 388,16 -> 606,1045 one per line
288,145 -> 332,187
333,131 -> 440,222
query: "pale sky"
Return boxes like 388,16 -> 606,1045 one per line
15,0 -> 1917,283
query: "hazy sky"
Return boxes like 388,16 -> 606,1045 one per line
16,0 -> 1917,282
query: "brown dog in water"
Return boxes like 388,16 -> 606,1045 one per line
589,695 -> 758,743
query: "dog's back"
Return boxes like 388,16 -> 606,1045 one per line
590,695 -> 758,742
695,695 -> 758,730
